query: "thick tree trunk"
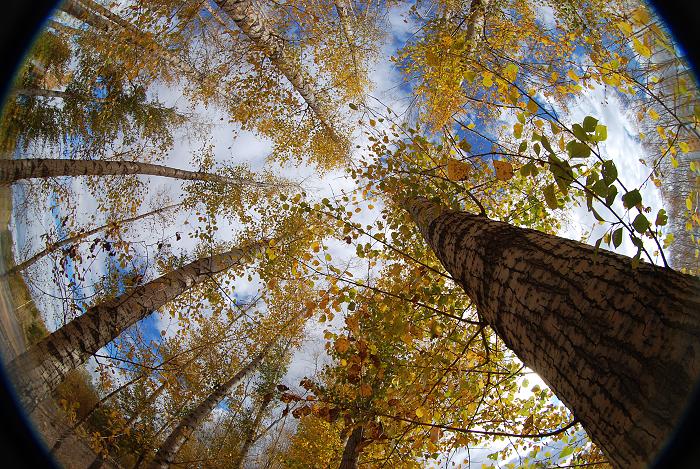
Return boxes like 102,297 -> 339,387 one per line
0,158 -> 272,188
7,242 -> 263,413
338,426 -> 363,469
214,0 -> 339,139
404,196 -> 700,468
148,341 -> 275,469
231,392 -> 274,468
6,203 -> 180,276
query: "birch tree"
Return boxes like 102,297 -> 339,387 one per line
7,241 -> 265,412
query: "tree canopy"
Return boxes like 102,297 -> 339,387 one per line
1,0 -> 699,468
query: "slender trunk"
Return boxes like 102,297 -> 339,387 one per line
464,0 -> 489,53
6,203 -> 180,276
0,158 -> 272,188
87,381 -> 168,469
338,426 -> 363,469
231,393 -> 274,468
404,196 -> 700,468
214,0 -> 340,139
334,1 -> 360,76
12,88 -> 74,99
7,241 -> 264,413
148,341 -> 275,469
51,373 -> 146,454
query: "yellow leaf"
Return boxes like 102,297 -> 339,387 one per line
447,158 -> 470,181
311,241 -> 320,252
493,160 -> 514,181
415,406 -> 428,419
503,63 -> 518,82
648,108 -> 659,120
687,196 -> 693,211
679,142 -> 690,153
482,72 -> 493,88
527,99 -> 538,114
617,21 -> 633,36
633,37 -> 651,59
567,69 -> 579,82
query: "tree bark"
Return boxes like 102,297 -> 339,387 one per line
6,203 -> 180,276
0,158 -> 273,188
12,88 -> 75,99
214,0 -> 340,140
334,1 -> 360,76
338,426 -> 363,469
147,341 -> 275,469
404,196 -> 700,468
7,241 -> 264,413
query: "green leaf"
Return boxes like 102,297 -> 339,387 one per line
560,445 -> 574,458
518,141 -> 527,153
541,135 -> 553,154
632,214 -> 651,233
655,209 -> 668,226
605,184 -> 618,207
572,124 -> 588,142
566,140 -> 591,158
591,179 -> 609,198
544,184 -> 558,209
612,227 -> 623,247
622,189 -> 642,209
583,116 -> 598,132
602,160 -> 618,184
349,103 -> 358,110
593,124 -> 608,142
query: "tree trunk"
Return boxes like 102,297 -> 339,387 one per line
334,1 -> 360,75
404,196 -> 700,468
338,426 -> 363,469
12,88 -> 75,99
148,341 -> 275,469
0,158 -> 272,188
6,203 -> 180,276
7,241 -> 264,413
51,373 -> 145,454
231,392 -> 274,468
86,380 -> 168,469
214,0 -> 340,140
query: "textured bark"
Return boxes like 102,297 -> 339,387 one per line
6,203 -> 180,276
7,242 -> 263,413
148,342 -> 274,469
231,392 -> 274,468
464,0 -> 490,56
338,426 -> 363,469
334,1 -> 360,75
404,196 -> 700,468
0,158 -> 272,188
214,0 -> 339,139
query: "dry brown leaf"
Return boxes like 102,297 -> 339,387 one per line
447,158 -> 470,181
493,160 -> 514,181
